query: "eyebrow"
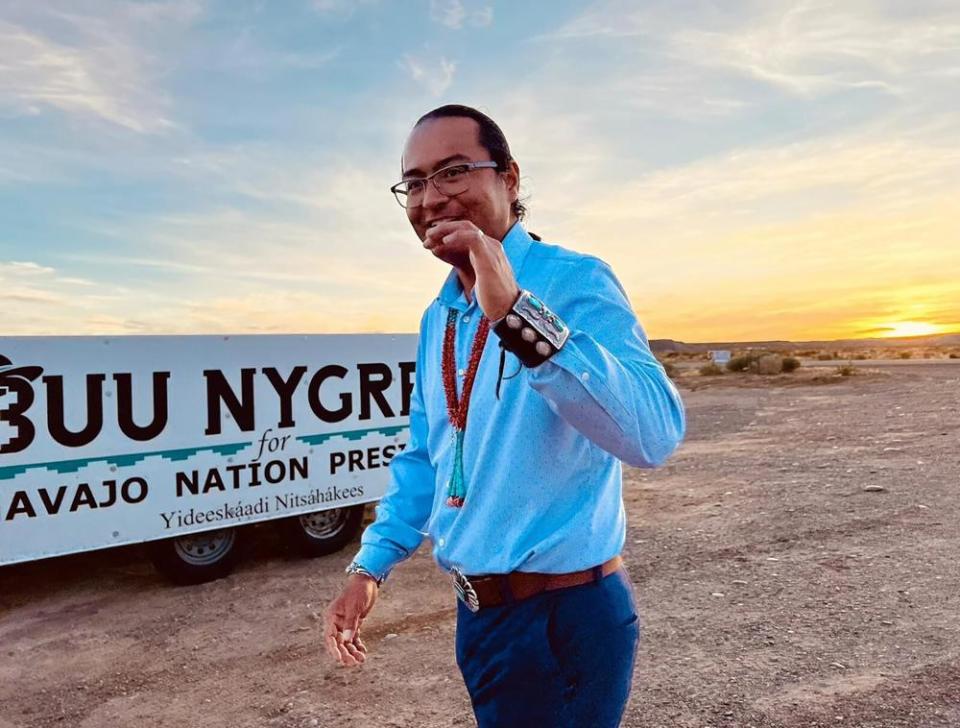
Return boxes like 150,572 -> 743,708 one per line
402,154 -> 472,179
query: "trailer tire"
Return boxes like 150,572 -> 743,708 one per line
147,527 -> 244,585
279,504 -> 366,558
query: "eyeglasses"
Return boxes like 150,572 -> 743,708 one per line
390,161 -> 499,209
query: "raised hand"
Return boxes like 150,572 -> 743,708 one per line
423,220 -> 520,321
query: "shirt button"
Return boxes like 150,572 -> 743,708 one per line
462,315 -> 471,323
581,371 -> 590,382
438,537 -> 446,547
458,368 -> 465,377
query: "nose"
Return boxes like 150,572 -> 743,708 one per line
421,177 -> 449,210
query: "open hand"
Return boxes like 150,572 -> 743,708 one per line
323,573 -> 378,666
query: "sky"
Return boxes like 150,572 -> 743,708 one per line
1,0 -> 958,343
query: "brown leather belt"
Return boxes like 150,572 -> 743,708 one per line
454,556 -> 623,611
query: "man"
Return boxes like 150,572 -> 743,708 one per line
324,104 -> 685,727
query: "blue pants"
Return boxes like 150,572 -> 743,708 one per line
455,568 -> 640,727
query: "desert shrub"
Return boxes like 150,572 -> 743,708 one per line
782,357 -> 801,373
756,354 -> 783,375
699,363 -> 724,376
816,353 -> 835,361
725,352 -> 788,374
796,350 -> 819,357
853,353 -> 868,360
726,354 -> 756,372
661,361 -> 678,378
837,365 -> 855,376
899,351 -> 912,359
950,353 -> 960,359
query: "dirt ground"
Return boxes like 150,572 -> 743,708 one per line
2,363 -> 958,728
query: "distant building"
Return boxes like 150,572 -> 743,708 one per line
709,350 -> 731,365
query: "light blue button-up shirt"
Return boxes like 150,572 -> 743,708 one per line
353,222 -> 685,579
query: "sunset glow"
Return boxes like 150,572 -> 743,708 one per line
867,322 -> 950,339
1,2 -> 958,343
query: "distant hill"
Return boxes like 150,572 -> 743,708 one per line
649,332 -> 960,354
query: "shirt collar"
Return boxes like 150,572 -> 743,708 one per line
437,221 -> 533,311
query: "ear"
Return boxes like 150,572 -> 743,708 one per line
502,159 -> 520,203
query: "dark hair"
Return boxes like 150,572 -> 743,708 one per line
414,104 -> 528,221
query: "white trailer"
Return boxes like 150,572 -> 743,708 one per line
0,334 -> 415,583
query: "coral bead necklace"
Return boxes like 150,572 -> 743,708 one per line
442,308 -> 490,507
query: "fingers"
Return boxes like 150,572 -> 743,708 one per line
339,613 -> 365,665
323,608 -> 346,663
343,637 -> 366,664
339,629 -> 366,666
330,623 -> 364,667
441,224 -> 485,246
334,635 -> 359,666
423,220 -> 486,256
323,601 -> 368,667
425,219 -> 477,239
325,632 -> 344,663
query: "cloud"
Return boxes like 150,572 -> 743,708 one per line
429,0 -> 492,29
399,53 -> 456,96
3,261 -> 56,276
496,109 -> 960,341
36,144 -> 449,335
0,2 -> 201,132
2,241 -> 430,335
0,20 -> 167,131
155,289 -> 420,335
311,0 -> 379,18
566,132 -> 960,235
672,1 -> 960,97
213,33 -> 340,72
471,6 -> 493,27
2,1 -> 956,342
605,192 -> 960,342
540,0 -> 960,98
856,326 -> 898,335
546,122 -> 960,269
430,0 -> 466,29
74,126 -> 956,342
0,260 -> 101,328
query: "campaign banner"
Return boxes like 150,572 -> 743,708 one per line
0,334 -> 416,564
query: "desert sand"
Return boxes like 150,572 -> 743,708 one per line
1,362 -> 958,728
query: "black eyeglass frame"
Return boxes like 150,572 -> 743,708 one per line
390,160 -> 499,209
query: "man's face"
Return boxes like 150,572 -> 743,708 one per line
400,116 -> 519,247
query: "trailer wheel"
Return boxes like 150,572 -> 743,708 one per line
147,527 -> 243,585
279,504 -> 365,558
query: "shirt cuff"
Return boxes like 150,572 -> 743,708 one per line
350,543 -> 402,584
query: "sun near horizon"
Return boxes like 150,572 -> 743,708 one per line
862,321 -> 955,339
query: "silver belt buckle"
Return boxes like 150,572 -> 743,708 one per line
451,567 -> 480,612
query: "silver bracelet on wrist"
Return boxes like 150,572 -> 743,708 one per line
492,289 -> 569,368
345,561 -> 385,586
